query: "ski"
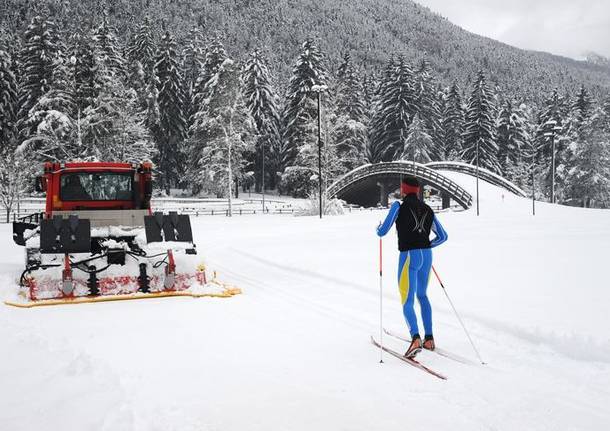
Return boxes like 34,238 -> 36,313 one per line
383,328 -> 477,366
371,336 -> 447,380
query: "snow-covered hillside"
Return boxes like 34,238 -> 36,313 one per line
1,176 -> 609,431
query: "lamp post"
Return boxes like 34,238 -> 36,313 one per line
312,84 -> 328,219
551,132 -> 555,204
261,136 -> 265,214
544,120 -> 562,204
475,139 -> 480,216
227,137 -> 233,217
531,166 -> 536,216
317,91 -> 322,219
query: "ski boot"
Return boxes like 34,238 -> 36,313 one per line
404,334 -> 422,358
423,335 -> 435,351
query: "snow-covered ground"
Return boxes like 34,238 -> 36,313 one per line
1,174 -> 609,431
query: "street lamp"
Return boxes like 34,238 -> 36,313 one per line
311,84 -> 328,219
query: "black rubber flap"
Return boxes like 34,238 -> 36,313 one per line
144,212 -> 164,243
144,212 -> 193,243
40,215 -> 91,253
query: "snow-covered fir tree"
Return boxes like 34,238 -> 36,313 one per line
282,38 -> 329,173
362,72 -> 377,120
368,56 -> 395,163
19,53 -> 76,162
187,58 -> 254,198
143,78 -> 160,140
126,16 -> 156,83
573,84 -> 593,131
0,48 -> 18,150
191,36 -> 228,117
556,111 -> 580,203
604,96 -> 610,118
334,53 -> 368,172
413,58 -> 441,158
126,58 -> 147,106
154,31 -> 187,193
496,100 -> 529,181
125,19 -> 159,127
0,47 -> 26,220
536,89 -> 572,201
517,106 -> 542,194
78,76 -> 156,163
181,27 -> 206,121
93,14 -> 124,79
536,89 -> 567,151
398,113 -> 433,163
242,49 -> 281,191
369,55 -> 416,162
565,107 -> 610,207
17,15 -> 62,139
462,70 -> 500,173
439,82 -> 464,160
70,32 -> 100,115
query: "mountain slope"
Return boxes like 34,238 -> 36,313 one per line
2,0 -> 610,98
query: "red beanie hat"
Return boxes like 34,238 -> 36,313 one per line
401,177 -> 420,196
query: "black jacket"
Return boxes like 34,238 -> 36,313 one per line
395,194 -> 434,251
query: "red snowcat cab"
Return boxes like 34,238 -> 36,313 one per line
10,161 -> 238,306
41,161 -> 154,225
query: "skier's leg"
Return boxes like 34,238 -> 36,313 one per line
416,248 -> 434,339
398,250 -> 422,338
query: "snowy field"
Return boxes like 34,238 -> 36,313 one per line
9,193 -> 306,219
1,173 -> 610,431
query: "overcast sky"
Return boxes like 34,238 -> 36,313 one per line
414,0 -> 610,59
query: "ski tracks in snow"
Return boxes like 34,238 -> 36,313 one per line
203,240 -> 610,430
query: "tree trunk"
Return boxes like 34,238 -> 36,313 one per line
227,140 -> 232,217
378,182 -> 388,207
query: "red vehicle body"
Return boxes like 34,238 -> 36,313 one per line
39,161 -> 153,217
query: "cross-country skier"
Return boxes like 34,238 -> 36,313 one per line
376,177 -> 448,358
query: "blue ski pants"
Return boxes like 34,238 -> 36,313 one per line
397,248 -> 433,338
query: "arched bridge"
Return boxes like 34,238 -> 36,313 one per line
426,161 -> 527,197
327,162 -> 473,209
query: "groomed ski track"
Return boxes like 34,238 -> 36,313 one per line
1,174 -> 609,430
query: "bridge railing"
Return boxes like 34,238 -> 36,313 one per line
327,161 -> 473,209
426,161 -> 527,197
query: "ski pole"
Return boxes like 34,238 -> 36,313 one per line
379,236 -> 384,363
431,265 -> 486,365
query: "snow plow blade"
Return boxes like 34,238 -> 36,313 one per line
5,283 -> 242,308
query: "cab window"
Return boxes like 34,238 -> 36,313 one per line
60,173 -> 133,201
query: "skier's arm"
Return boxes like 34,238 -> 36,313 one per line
430,215 -> 448,247
376,201 -> 400,237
